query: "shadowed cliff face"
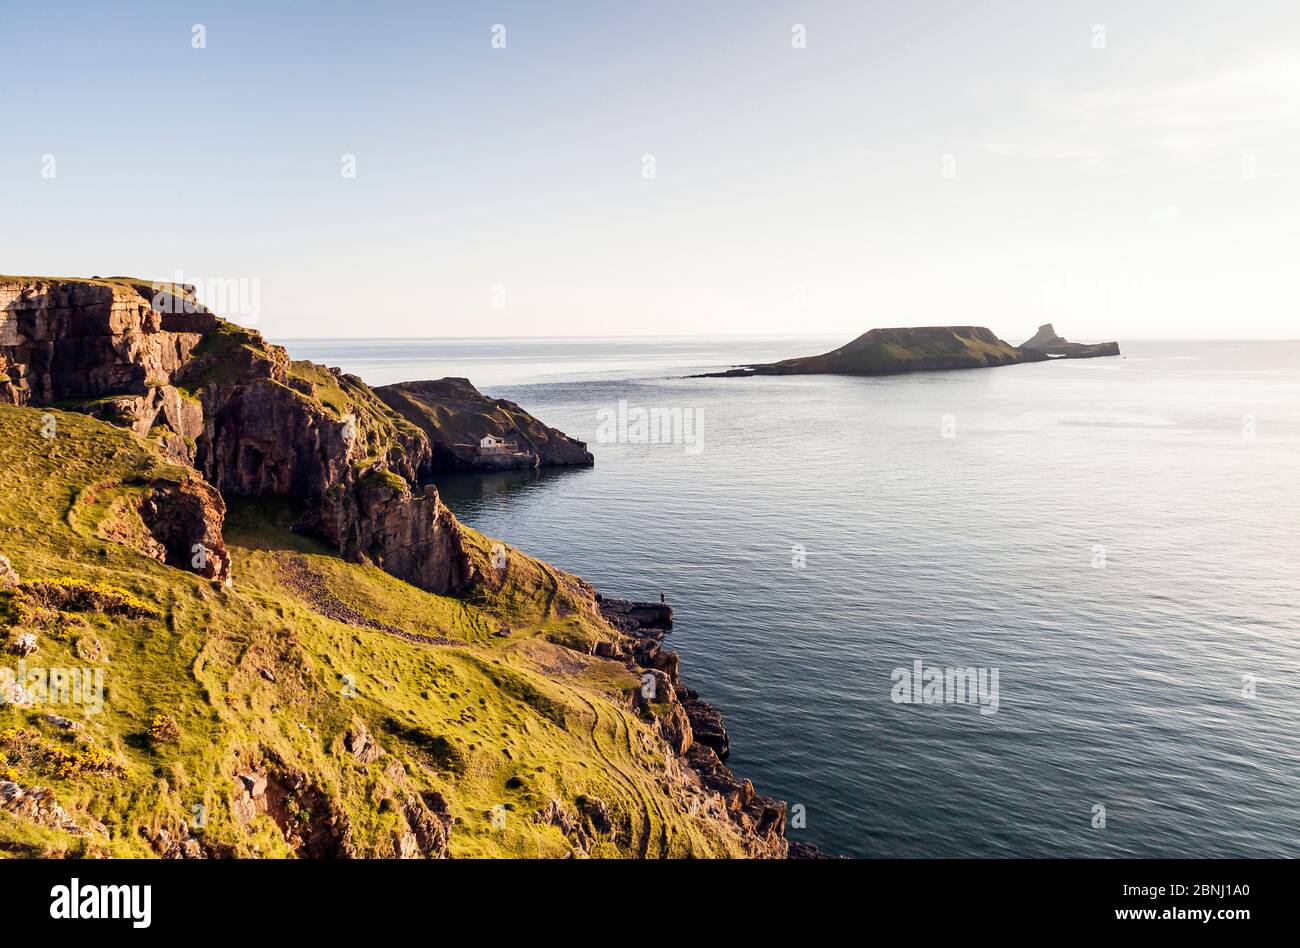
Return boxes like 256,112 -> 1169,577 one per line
182,333 -> 471,593
0,277 -> 471,594
0,278 -> 206,405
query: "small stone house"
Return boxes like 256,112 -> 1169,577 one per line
478,434 -> 522,456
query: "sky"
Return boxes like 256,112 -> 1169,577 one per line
2,0 -> 1298,340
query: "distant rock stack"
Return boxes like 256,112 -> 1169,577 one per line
1020,323 -> 1070,350
1018,323 -> 1121,359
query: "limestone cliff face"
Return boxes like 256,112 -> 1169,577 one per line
0,279 -> 208,464
0,278 -> 206,405
0,277 -> 468,594
181,331 -> 468,592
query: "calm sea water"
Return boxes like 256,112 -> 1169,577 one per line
286,335 -> 1300,858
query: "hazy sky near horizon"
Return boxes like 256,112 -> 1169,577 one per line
3,0 -> 1298,340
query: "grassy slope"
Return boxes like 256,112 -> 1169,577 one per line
0,404 -> 744,858
772,326 -> 1025,374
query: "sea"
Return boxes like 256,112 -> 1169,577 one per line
282,335 -> 1300,858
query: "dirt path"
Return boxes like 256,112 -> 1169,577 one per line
577,694 -> 655,859
277,554 -> 462,646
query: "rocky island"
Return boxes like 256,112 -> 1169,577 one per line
0,275 -> 795,859
694,324 -> 1120,378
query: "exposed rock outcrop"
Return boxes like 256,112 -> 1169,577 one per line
603,590 -> 791,854
6,631 -> 38,656
0,780 -> 106,838
343,720 -> 383,764
397,792 -> 451,859
136,476 -> 232,585
376,378 -> 594,473
0,554 -> 18,590
0,277 -> 476,595
0,278 -> 208,406
1019,323 -> 1120,358
597,595 -> 673,632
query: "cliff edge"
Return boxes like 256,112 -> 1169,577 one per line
0,275 -> 796,860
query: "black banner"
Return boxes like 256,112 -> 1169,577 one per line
0,858 -> 1280,934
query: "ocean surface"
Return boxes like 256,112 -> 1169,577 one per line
284,335 -> 1300,858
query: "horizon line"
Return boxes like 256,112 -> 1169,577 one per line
268,332 -> 1300,342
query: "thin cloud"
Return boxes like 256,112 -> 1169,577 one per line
987,51 -> 1300,171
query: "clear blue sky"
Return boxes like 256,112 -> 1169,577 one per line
3,0 -> 1298,339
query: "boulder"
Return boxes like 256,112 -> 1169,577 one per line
0,554 -> 18,589
577,795 -> 612,835
683,697 -> 730,759
654,701 -> 694,755
6,632 -> 38,657
236,772 -> 267,797
344,721 -> 383,764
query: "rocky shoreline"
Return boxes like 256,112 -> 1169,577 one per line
0,274 -> 813,858
596,594 -> 830,858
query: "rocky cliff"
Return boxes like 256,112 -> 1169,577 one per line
0,401 -> 792,858
377,378 -> 593,473
0,275 -> 802,859
176,326 -> 469,593
0,277 -> 469,594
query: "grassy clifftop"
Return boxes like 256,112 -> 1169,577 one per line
763,326 -> 1037,375
0,404 -> 751,858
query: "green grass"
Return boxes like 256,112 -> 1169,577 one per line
0,403 -> 744,858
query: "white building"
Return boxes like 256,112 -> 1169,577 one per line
478,434 -> 519,456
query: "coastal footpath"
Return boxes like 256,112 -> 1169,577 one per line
0,276 -> 797,858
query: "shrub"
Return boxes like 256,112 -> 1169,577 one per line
1,727 -> 122,780
46,744 -> 121,779
9,598 -> 85,641
147,713 -> 181,745
18,578 -> 161,619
